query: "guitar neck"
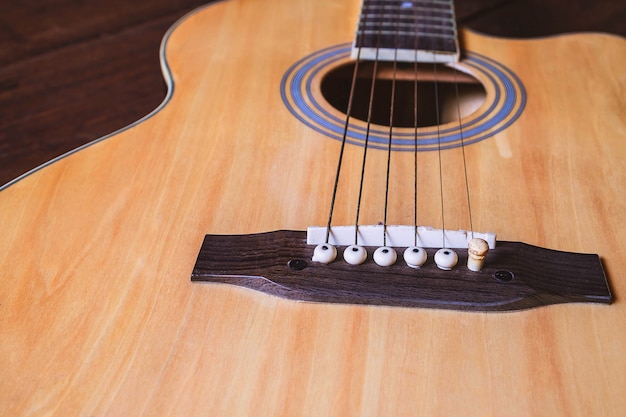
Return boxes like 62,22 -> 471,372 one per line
352,0 -> 459,63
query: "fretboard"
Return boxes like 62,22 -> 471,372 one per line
352,0 -> 459,63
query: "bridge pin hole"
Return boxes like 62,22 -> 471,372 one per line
494,270 -> 514,282
288,259 -> 308,271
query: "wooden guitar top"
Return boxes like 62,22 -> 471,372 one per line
1,0 -> 625,415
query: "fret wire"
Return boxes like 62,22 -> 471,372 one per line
360,21 -> 456,31
357,33 -> 457,42
360,17 -> 455,25
356,36 -> 457,54
361,12 -> 453,20
356,0 -> 459,61
363,0 -> 451,3
363,0 -> 451,5
358,18 -> 456,28
364,0 -> 452,7
362,6 -> 452,14
361,3 -> 452,11
357,30 -> 455,38
366,0 -> 451,3
360,14 -> 455,23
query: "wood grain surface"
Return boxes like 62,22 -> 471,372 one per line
1,0 -> 625,416
1,0 -> 625,185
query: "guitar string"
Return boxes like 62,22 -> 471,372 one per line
409,0 -> 474,249
353,6 -> 383,245
323,7 -> 369,244
323,57 -> 362,244
442,0 -> 475,240
413,60 -> 420,247
381,2 -> 401,247
326,0 -> 472,248
412,3 -> 421,247
453,67 -> 475,237
433,61 -> 448,248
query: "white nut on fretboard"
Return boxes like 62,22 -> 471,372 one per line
344,245 -> 367,265
434,248 -> 458,270
403,246 -> 427,268
373,247 -> 397,266
312,244 -> 337,264
467,238 -> 489,272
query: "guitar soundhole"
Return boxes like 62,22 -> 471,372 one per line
281,45 -> 525,150
320,62 -> 486,128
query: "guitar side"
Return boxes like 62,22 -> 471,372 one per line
1,0 -> 625,416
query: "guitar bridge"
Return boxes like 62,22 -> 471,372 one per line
191,230 -> 612,312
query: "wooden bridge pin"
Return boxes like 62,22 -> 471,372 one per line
467,238 -> 489,272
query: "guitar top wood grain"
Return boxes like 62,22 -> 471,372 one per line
0,0 -> 625,415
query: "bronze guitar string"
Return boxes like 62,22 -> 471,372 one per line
352,8 -> 381,246
382,1 -> 400,247
323,17 -> 367,245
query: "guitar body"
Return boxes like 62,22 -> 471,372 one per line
1,0 -> 625,415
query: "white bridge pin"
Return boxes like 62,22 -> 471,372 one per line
344,245 -> 367,265
312,244 -> 337,264
434,248 -> 458,270
373,247 -> 397,266
403,246 -> 427,268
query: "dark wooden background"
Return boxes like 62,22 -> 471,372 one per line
1,0 -> 624,186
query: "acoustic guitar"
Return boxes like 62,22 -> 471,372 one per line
1,0 -> 624,415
